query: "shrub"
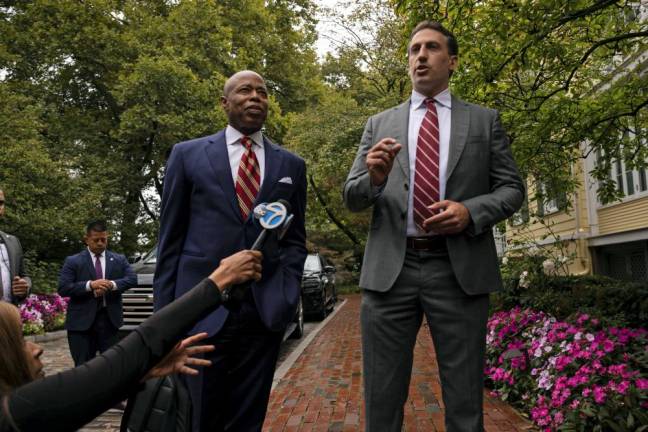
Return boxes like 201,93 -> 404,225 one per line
20,293 -> 68,335
486,307 -> 648,431
23,251 -> 62,294
492,274 -> 648,328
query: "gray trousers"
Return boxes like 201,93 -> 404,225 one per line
361,248 -> 489,432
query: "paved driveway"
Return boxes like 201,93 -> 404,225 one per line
39,296 -> 533,431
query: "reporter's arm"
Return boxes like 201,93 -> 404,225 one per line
7,278 -> 222,432
7,250 -> 261,432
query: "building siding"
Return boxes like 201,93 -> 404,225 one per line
598,197 -> 648,235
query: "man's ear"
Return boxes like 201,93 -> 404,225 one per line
449,55 -> 459,72
220,96 -> 228,111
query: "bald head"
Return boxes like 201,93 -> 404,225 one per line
223,70 -> 265,97
221,70 -> 269,135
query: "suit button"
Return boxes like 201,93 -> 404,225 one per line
401,212 -> 406,220
404,183 -> 409,191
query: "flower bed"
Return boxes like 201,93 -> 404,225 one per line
19,293 -> 68,335
486,307 -> 647,431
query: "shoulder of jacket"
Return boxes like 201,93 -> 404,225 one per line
173,131 -> 223,153
370,101 -> 409,123
456,98 -> 498,117
265,137 -> 306,165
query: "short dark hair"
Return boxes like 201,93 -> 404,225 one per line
86,220 -> 108,233
409,21 -> 459,57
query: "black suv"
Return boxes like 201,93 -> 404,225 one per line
121,247 -> 304,339
301,253 -> 337,320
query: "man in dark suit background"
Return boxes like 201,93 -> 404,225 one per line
343,21 -> 525,432
0,188 -> 31,304
58,220 -> 137,366
153,70 -> 307,431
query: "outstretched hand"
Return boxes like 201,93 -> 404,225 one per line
209,250 -> 263,290
144,332 -> 214,381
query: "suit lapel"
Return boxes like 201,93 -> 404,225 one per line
104,251 -> 112,279
84,249 -> 96,279
447,96 -> 470,182
257,138 -> 285,208
392,101 -> 411,180
205,130 -> 242,220
0,231 -> 16,277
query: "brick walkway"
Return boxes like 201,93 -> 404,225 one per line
263,294 -> 535,432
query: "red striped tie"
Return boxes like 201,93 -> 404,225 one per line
235,136 -> 260,220
413,98 -> 440,231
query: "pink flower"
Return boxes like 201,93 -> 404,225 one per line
636,378 -> 648,390
593,386 -> 606,404
602,339 -> 615,353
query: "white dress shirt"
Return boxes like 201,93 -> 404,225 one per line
85,249 -> 116,291
406,88 -> 452,236
225,125 -> 266,186
0,242 -> 11,301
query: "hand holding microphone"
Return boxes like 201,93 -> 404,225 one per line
221,199 -> 293,305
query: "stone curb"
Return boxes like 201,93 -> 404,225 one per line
25,329 -> 67,343
271,298 -> 348,390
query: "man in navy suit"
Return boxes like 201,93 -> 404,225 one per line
58,220 -> 137,366
153,70 -> 307,431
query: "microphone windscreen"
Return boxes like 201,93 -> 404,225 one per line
277,199 -> 291,213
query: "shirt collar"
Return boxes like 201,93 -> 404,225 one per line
225,125 -> 264,149
88,248 -> 104,259
411,88 -> 452,110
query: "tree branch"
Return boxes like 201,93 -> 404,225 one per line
488,0 -> 618,81
138,190 -> 157,221
308,174 -> 360,246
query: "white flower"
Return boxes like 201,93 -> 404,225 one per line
542,259 -> 556,275
585,333 -> 595,342
502,256 -> 509,265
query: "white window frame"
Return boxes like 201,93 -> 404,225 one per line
597,128 -> 648,208
598,159 -> 648,208
538,182 -> 561,215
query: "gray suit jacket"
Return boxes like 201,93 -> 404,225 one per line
343,96 -> 524,295
0,230 -> 32,303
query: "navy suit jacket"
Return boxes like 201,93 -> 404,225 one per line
153,129 -> 307,337
58,249 -> 137,331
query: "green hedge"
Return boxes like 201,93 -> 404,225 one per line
492,274 -> 648,328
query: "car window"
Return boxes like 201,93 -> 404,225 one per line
142,247 -> 158,265
304,254 -> 322,272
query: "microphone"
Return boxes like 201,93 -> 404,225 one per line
250,199 -> 293,251
222,200 -> 293,306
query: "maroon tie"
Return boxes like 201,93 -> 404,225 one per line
94,254 -> 103,279
235,136 -> 261,220
413,98 -> 440,230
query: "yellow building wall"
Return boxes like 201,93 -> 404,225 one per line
597,196 -> 648,235
505,161 -> 593,275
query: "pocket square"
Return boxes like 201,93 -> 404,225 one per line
278,177 -> 293,185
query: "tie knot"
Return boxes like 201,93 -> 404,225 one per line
95,254 -> 101,259
241,136 -> 253,151
424,98 -> 436,110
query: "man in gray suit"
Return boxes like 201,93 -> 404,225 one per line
0,188 -> 32,304
343,21 -> 524,432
